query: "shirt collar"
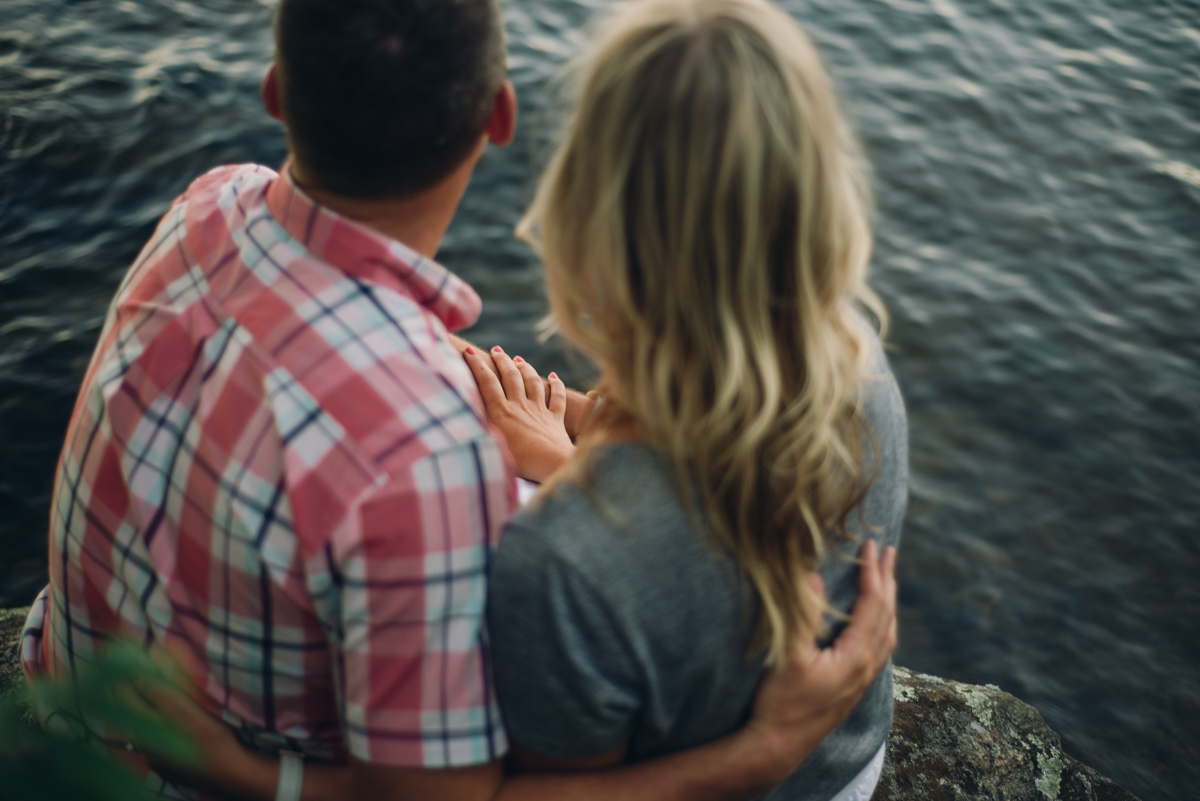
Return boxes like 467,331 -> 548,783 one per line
264,165 -> 483,332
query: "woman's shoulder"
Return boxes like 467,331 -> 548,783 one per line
497,443 -> 721,605
860,333 -> 907,444
849,310 -> 907,467
504,444 -> 683,553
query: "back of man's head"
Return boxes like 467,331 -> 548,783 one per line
276,0 -> 507,200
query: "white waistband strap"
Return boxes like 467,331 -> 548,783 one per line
827,742 -> 886,801
276,751 -> 305,801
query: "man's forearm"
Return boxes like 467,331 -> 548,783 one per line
350,723 -> 799,801
494,730 -> 800,801
560,387 -> 594,441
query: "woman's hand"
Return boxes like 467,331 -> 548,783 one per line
740,540 -> 898,785
463,345 -> 575,483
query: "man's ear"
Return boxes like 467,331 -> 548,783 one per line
486,81 -> 517,147
262,62 -> 284,122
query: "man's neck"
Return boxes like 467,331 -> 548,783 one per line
288,139 -> 485,259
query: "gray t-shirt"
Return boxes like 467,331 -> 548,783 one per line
487,346 -> 907,800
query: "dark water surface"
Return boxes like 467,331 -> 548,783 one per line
1,0 -> 1197,797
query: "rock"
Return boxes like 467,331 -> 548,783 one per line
0,609 -> 1141,799
0,607 -> 28,693
874,667 -> 1141,801
0,606 -> 36,732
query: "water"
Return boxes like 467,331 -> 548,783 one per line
0,0 -> 1196,797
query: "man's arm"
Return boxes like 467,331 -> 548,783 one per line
351,542 -> 899,801
354,729 -> 776,801
138,542 -> 895,801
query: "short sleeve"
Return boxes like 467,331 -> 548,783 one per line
329,438 -> 514,768
487,518 -> 643,758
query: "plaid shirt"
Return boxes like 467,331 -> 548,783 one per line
21,164 -> 516,778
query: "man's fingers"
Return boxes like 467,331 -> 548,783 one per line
833,541 -> 890,671
880,545 -> 899,664
853,541 -> 898,675
464,348 -> 510,415
548,373 -> 567,418
858,539 -> 881,598
880,547 -> 896,611
513,358 -> 546,407
881,546 -> 897,607
867,544 -> 896,644
133,678 -> 197,721
800,572 -> 826,643
115,678 -> 161,720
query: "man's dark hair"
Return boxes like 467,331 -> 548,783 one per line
276,0 -> 507,199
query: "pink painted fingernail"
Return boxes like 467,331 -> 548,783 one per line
464,346 -> 475,356
493,346 -> 504,354
549,372 -> 558,380
513,356 -> 524,364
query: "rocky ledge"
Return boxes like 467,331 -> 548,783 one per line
0,607 -> 1139,800
875,667 -> 1139,801
0,607 -> 36,732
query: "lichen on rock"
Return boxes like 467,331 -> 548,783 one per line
955,682 -> 999,729
1035,745 -> 1064,799
873,667 -> 1141,801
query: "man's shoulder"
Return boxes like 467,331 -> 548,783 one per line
255,271 -> 495,472
161,164 -> 494,474
180,163 -> 277,207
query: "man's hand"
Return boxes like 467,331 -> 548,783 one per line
739,539 -> 898,786
120,658 -> 279,801
501,539 -> 898,799
463,345 -> 575,483
124,654 -> 351,801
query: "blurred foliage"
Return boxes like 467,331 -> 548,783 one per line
0,643 -> 197,801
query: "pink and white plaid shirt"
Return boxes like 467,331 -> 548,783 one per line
22,164 -> 517,782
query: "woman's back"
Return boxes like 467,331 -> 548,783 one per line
488,340 -> 907,800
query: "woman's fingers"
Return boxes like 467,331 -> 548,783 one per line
514,357 -> 547,407
464,347 -> 510,415
491,347 -> 527,402
448,335 -> 499,379
548,372 -> 567,418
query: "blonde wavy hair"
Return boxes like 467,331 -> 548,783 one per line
519,0 -> 886,665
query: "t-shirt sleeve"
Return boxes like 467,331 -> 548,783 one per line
327,438 -> 514,768
487,517 -> 643,758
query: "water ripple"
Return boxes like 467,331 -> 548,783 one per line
0,0 -> 1196,799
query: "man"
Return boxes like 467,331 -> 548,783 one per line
22,1 -> 896,799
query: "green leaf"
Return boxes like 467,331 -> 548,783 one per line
2,639 -> 204,801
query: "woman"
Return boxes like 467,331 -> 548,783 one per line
126,1 -> 902,799
462,0 -> 907,798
